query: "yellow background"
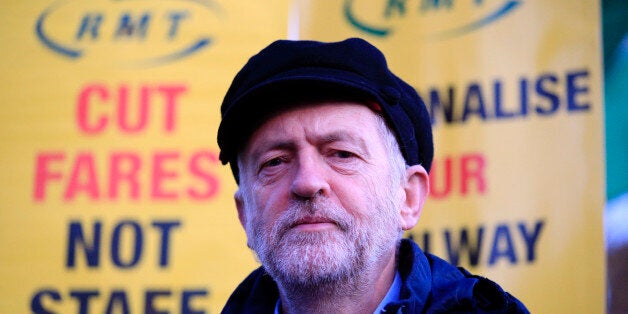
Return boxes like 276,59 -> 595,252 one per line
0,0 -> 605,313
0,1 -> 288,312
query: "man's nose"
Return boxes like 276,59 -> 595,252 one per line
290,154 -> 330,199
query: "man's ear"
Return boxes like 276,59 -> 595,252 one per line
235,189 -> 256,250
400,164 -> 429,231
234,189 -> 247,229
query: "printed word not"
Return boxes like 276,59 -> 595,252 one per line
67,219 -> 181,269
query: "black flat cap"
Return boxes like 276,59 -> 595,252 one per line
217,38 -> 433,182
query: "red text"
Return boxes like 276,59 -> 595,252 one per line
76,83 -> 187,134
429,152 -> 487,199
33,149 -> 220,202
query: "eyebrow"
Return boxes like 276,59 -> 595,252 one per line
247,140 -> 296,164
319,131 -> 370,157
248,130 -> 371,162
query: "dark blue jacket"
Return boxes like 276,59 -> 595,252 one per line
222,239 -> 529,313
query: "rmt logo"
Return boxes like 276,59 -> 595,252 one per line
344,0 -> 522,40
35,0 -> 223,67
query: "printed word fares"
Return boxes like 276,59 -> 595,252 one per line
33,150 -> 220,202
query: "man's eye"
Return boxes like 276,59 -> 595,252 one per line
334,151 -> 355,159
263,157 -> 283,168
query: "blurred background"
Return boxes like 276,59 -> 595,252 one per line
603,0 -> 628,312
0,1 -> 625,313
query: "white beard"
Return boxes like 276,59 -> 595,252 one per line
245,190 -> 402,294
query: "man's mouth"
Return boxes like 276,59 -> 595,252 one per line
289,217 -> 338,232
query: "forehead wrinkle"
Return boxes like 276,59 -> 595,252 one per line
243,104 -> 379,164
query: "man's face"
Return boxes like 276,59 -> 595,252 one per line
235,102 -> 407,289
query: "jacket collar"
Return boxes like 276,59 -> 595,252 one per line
380,239 -> 433,313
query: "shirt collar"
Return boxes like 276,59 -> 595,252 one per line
374,271 -> 402,313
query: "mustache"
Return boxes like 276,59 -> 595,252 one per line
272,199 -> 351,236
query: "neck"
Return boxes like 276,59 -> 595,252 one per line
277,252 -> 397,314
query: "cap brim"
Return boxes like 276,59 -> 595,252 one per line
217,66 -> 389,166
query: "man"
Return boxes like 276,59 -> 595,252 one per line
217,38 -> 529,313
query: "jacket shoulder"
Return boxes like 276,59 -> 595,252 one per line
221,267 -> 279,314
396,240 -> 528,313
456,267 -> 529,313
426,254 -> 529,313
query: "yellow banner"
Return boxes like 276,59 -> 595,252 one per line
292,0 -> 605,313
0,1 -> 288,312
